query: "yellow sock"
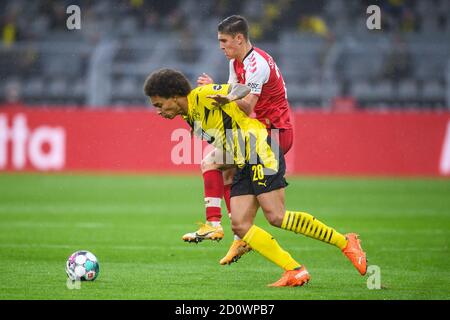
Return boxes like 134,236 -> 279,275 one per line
281,211 -> 348,250
243,225 -> 301,270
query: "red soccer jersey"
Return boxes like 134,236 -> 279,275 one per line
228,47 -> 292,130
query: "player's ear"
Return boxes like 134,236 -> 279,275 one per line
240,33 -> 247,44
174,96 -> 181,106
236,33 -> 244,44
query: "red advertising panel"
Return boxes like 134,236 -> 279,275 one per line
1,106 -> 449,177
0,107 -> 198,173
293,111 -> 450,177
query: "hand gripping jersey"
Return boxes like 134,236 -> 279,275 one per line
228,47 -> 292,130
184,84 -> 280,172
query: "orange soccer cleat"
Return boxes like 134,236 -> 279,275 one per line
182,222 -> 224,243
342,233 -> 367,275
219,240 -> 252,265
268,266 -> 310,287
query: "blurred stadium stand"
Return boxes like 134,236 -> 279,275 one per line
0,0 -> 449,109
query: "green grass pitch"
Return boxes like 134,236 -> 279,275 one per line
0,173 -> 449,300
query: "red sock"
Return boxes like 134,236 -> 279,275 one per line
223,184 -> 231,217
203,170 -> 223,222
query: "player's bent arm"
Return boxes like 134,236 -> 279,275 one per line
207,83 -> 251,106
235,93 -> 259,116
227,83 -> 251,102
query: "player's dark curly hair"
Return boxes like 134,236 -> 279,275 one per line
218,15 -> 249,40
143,69 -> 192,98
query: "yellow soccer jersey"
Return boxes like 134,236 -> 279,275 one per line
185,84 -> 279,171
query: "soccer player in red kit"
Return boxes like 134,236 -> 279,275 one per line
183,15 -> 294,265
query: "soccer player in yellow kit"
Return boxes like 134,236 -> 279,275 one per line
143,68 -> 367,287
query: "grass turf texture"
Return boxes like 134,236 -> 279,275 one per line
0,173 -> 449,300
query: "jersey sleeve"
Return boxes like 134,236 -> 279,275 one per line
245,58 -> 270,95
197,84 -> 231,110
228,60 -> 238,84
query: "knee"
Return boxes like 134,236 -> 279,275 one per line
201,159 -> 220,173
222,168 -> 235,185
231,220 -> 252,239
265,210 -> 284,228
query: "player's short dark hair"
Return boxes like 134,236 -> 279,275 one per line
143,69 -> 192,98
218,15 -> 249,40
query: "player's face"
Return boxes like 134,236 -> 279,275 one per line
150,96 -> 179,119
218,32 -> 241,60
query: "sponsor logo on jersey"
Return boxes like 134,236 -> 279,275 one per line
247,83 -> 260,90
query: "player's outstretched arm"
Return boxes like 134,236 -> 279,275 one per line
235,93 -> 259,116
197,73 -> 214,86
207,83 -> 250,107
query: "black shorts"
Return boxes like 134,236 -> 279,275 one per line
230,147 -> 288,197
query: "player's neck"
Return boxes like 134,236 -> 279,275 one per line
237,42 -> 253,63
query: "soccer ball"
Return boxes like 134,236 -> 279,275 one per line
66,250 -> 100,281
